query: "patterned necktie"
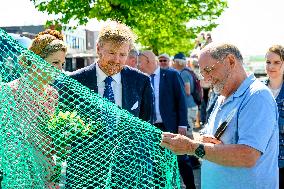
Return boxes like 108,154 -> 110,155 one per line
150,74 -> 157,123
103,76 -> 115,103
103,76 -> 115,133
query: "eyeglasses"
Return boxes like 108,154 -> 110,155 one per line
139,53 -> 149,60
137,53 -> 149,66
159,59 -> 168,63
199,64 -> 216,77
199,58 -> 225,78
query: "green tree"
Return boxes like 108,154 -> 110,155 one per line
31,0 -> 227,55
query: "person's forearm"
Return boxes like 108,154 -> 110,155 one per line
190,143 -> 260,167
184,84 -> 191,96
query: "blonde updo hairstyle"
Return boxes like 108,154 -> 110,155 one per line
29,29 -> 67,59
19,29 -> 67,73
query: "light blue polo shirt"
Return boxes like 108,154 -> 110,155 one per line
201,74 -> 279,189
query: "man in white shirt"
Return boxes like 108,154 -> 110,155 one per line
138,50 -> 196,189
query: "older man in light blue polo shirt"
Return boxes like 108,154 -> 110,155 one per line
161,43 -> 279,189
201,73 -> 278,189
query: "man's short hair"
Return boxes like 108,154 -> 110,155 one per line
97,21 -> 137,48
128,49 -> 139,58
158,53 -> 170,60
206,43 -> 243,62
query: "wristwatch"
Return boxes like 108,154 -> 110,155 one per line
194,144 -> 205,158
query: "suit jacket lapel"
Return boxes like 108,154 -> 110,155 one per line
121,68 -> 128,109
159,68 -> 166,109
90,63 -> 98,93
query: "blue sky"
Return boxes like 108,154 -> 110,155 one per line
1,0 -> 284,56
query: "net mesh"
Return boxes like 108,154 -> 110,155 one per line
0,29 -> 180,189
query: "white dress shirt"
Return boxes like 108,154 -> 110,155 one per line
151,67 -> 186,129
151,67 -> 162,123
96,63 -> 122,107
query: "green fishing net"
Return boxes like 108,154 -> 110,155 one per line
0,29 -> 180,189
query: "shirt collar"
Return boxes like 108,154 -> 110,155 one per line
96,63 -> 121,84
153,66 -> 160,76
233,74 -> 256,98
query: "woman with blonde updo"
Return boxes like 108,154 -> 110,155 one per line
2,29 -> 67,188
29,29 -> 67,70
10,29 -> 67,117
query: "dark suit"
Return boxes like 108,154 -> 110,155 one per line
65,63 -> 153,188
154,68 -> 196,189
69,63 -> 153,122
157,68 -> 188,132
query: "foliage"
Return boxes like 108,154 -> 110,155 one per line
31,0 -> 227,55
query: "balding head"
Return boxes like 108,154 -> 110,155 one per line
138,50 -> 158,75
201,43 -> 243,63
141,50 -> 157,64
198,43 -> 247,97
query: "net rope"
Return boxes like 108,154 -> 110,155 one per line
0,29 -> 180,189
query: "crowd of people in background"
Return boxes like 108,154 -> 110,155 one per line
124,32 -> 220,189
125,31 -> 216,134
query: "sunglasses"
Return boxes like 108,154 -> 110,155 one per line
159,59 -> 168,63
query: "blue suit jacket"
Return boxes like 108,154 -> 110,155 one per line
64,64 -> 153,188
68,63 -> 153,122
158,68 -> 188,133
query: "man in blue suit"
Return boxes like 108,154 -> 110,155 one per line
138,50 -> 188,133
69,25 -> 152,123
65,21 -> 153,188
138,50 -> 196,189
